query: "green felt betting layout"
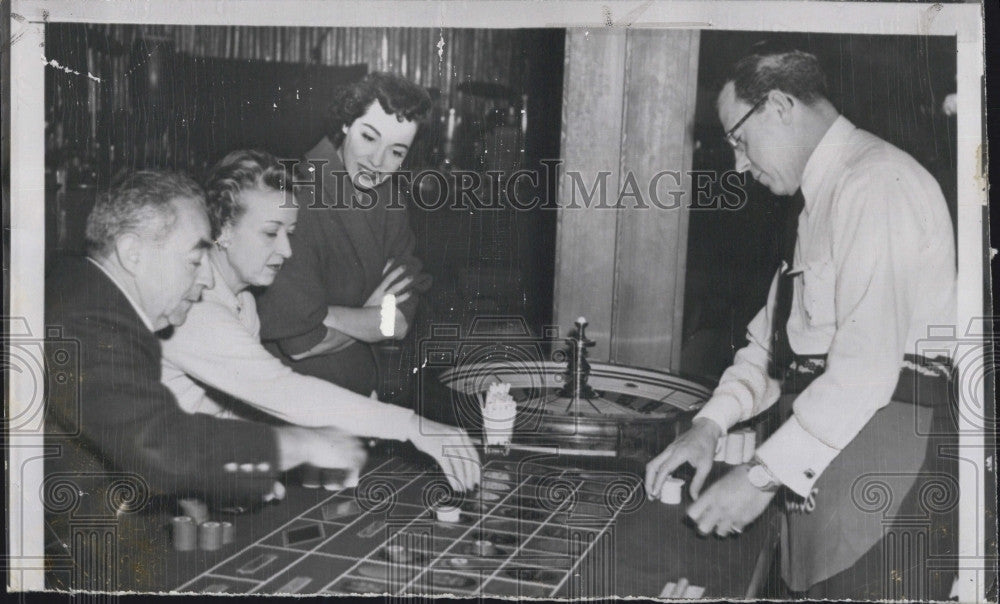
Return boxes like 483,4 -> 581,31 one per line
175,457 -> 644,596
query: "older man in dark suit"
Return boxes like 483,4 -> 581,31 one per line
45,171 -> 365,590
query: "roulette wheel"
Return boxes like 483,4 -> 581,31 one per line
435,317 -> 714,461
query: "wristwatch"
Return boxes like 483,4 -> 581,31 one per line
746,458 -> 781,492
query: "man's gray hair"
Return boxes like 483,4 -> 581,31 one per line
84,170 -> 205,257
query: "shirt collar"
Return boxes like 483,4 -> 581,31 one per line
800,115 -> 856,209
87,257 -> 157,332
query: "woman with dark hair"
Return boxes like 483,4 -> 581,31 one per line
160,149 -> 479,492
255,72 -> 433,398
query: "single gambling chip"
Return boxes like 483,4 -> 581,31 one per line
470,539 -> 498,557
480,489 -> 502,502
481,479 -> 512,492
483,470 -> 513,482
658,477 -> 684,505
384,544 -> 412,563
435,505 -> 461,523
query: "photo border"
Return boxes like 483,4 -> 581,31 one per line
7,1 -> 988,598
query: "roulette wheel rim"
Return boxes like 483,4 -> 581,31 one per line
438,360 -> 715,459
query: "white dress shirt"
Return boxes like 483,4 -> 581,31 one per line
694,116 -> 956,497
160,256 -> 416,440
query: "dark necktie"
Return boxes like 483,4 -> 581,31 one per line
768,188 -> 806,379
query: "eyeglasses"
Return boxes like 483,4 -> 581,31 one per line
723,96 -> 767,149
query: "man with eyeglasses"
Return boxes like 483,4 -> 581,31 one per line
646,44 -> 956,598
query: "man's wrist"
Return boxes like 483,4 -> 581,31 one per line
746,456 -> 781,492
692,416 -> 725,440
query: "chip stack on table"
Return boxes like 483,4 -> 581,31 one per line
171,516 -> 197,551
198,521 -> 224,551
482,382 -> 516,449
171,498 -> 234,551
221,521 -> 235,545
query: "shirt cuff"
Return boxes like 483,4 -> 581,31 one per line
693,394 -> 744,434
754,414 -> 841,497
276,323 -> 328,357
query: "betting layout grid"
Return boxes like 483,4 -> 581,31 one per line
176,457 -> 644,596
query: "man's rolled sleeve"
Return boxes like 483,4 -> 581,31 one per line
693,278 -> 783,432
693,394 -> 746,434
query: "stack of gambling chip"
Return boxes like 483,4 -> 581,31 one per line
172,498 -> 235,552
714,428 -> 756,465
482,383 -> 516,447
171,516 -> 197,551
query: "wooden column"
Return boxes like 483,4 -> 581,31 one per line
554,29 -> 699,371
